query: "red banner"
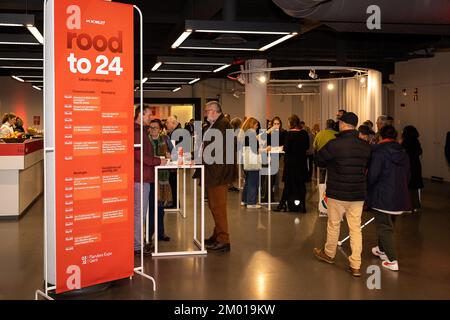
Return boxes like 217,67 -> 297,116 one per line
53,0 -> 134,293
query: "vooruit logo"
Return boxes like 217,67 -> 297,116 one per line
86,19 -> 106,25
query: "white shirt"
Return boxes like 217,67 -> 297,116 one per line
0,123 -> 14,138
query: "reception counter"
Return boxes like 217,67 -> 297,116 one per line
0,139 -> 44,218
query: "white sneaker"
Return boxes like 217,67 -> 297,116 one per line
247,204 -> 261,209
240,202 -> 246,206
372,246 -> 388,261
382,259 -> 399,271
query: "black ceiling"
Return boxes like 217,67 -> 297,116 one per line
1,0 -> 450,84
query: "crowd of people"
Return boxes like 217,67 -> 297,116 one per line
134,101 -> 426,276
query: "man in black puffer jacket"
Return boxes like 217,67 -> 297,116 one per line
313,112 -> 371,277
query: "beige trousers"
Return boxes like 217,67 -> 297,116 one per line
325,198 -> 364,269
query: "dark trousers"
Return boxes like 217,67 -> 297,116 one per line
148,183 -> 166,239
306,155 -> 314,181
280,181 -> 306,209
169,170 -> 178,207
206,184 -> 229,244
374,210 -> 398,261
409,188 -> 421,210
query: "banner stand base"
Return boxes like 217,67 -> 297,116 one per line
134,268 -> 156,291
35,290 -> 54,300
35,282 -> 112,300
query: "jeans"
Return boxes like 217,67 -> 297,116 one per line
374,210 -> 398,261
134,182 -> 150,251
148,183 -> 165,240
242,170 -> 260,205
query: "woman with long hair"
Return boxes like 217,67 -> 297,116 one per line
274,115 -> 309,212
263,116 -> 286,202
0,113 -> 16,138
240,117 -> 261,209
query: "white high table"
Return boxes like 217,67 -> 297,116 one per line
150,163 -> 207,257
258,150 -> 284,212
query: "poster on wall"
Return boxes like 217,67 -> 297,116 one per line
53,0 -> 134,293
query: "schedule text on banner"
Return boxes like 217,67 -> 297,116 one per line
54,0 -> 134,294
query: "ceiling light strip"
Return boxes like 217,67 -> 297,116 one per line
0,58 -> 43,61
32,85 -> 42,91
0,41 -> 40,45
258,33 -> 297,51
163,61 -> 226,66
14,75 -> 43,78
151,62 -> 162,71
172,87 -> 181,92
188,78 -> 200,85
11,75 -> 25,82
194,29 -> 290,35
26,25 -> 44,44
0,66 -> 43,69
179,46 -> 258,51
171,30 -> 192,49
0,23 -> 24,27
149,77 -> 195,80
147,81 -> 188,84
159,69 -> 211,73
213,64 -> 231,73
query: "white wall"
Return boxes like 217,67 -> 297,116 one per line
0,77 -> 43,130
394,52 -> 450,181
140,77 -> 392,132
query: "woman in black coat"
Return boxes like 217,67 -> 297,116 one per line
274,115 -> 309,212
400,126 -> 424,213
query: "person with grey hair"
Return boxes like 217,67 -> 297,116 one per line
194,100 -> 236,252
165,115 -> 182,209
166,115 -> 179,134
375,115 -> 389,143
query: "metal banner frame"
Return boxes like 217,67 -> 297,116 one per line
35,2 -> 154,300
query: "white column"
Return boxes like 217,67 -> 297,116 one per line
244,59 -> 268,126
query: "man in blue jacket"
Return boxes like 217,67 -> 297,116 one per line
313,112 -> 371,277
368,125 -> 411,272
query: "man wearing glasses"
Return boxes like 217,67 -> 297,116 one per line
198,101 -> 236,252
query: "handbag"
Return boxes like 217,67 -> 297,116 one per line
242,146 -> 262,171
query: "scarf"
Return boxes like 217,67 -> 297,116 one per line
150,134 -> 170,182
